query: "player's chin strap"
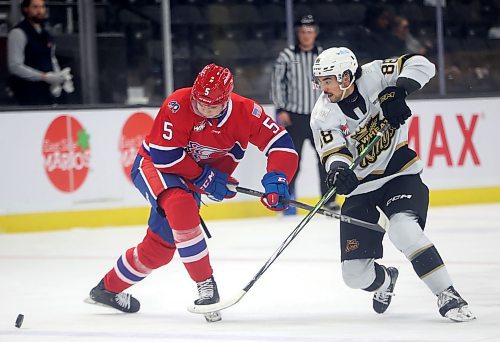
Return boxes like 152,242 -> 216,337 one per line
229,185 -> 387,233
187,123 -> 392,315
339,78 -> 355,101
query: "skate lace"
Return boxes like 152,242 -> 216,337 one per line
114,293 -> 131,309
438,288 -> 460,307
373,290 -> 395,304
197,279 -> 214,300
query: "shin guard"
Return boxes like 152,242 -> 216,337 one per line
104,228 -> 176,293
160,188 -> 213,282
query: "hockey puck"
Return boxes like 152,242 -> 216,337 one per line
15,314 -> 24,328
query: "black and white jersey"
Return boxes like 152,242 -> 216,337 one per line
271,45 -> 323,115
310,55 -> 436,196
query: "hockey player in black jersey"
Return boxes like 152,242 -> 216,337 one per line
310,47 -> 475,322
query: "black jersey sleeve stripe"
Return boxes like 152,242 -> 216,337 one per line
320,147 -> 353,167
398,53 -> 418,71
359,145 -> 418,184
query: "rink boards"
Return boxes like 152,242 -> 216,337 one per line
1,97 -> 499,232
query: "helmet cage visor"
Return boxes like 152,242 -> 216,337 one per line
191,99 -> 228,118
312,69 -> 355,91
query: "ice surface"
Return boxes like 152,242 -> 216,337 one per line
1,204 -> 500,341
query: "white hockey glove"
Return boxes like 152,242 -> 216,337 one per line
44,71 -> 66,85
50,68 -> 74,97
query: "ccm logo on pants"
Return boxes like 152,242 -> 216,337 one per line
386,194 -> 412,206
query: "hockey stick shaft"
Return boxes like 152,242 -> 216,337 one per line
240,124 -> 391,290
199,216 -> 212,239
188,124 -> 390,314
233,186 -> 386,233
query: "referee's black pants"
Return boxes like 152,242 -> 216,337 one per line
283,112 -> 334,203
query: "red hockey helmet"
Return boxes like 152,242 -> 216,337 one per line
191,63 -> 234,107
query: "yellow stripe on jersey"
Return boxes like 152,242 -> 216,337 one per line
395,140 -> 408,150
320,147 -> 352,166
398,156 -> 420,173
397,54 -> 417,72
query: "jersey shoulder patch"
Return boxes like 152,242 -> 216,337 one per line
162,88 -> 191,115
231,93 -> 264,121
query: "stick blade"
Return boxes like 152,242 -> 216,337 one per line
187,290 -> 247,314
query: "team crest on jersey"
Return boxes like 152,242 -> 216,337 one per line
316,108 -> 329,122
168,100 -> 180,113
345,239 -> 359,253
193,120 -> 206,132
351,114 -> 395,168
186,141 -> 230,162
251,103 -> 262,118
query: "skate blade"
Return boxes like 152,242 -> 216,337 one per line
445,306 -> 476,322
188,289 -> 246,314
84,297 -> 119,311
84,297 -> 98,305
204,311 -> 222,323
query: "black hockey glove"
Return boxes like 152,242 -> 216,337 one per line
378,86 -> 412,129
326,162 -> 359,195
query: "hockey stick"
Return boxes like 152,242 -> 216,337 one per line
187,124 -> 391,315
199,216 -> 212,238
232,186 -> 387,233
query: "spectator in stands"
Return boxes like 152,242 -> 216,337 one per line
271,14 -> 339,213
363,5 -> 393,59
7,0 -> 73,106
390,16 -> 428,56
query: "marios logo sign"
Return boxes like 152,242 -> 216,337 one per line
120,112 -> 154,181
42,115 -> 91,192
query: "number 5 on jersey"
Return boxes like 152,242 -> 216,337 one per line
163,121 -> 173,140
263,117 -> 279,133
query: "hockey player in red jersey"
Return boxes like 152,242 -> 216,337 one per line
86,64 -> 298,321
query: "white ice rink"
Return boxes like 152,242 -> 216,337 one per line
1,204 -> 500,342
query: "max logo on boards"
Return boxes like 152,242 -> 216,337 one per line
408,114 -> 480,167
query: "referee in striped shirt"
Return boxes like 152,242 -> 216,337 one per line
271,14 -> 339,213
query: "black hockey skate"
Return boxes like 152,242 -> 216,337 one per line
373,267 -> 399,314
85,279 -> 140,313
195,276 -> 221,322
437,286 -> 476,322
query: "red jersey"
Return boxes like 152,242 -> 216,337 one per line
139,88 -> 298,183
